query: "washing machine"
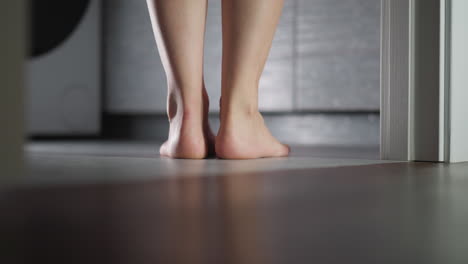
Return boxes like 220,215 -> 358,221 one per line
27,0 -> 101,135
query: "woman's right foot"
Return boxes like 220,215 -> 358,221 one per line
216,110 -> 290,159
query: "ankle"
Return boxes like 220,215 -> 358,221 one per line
167,93 -> 205,123
168,108 -> 204,130
220,100 -> 259,120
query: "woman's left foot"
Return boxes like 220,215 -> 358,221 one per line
160,88 -> 215,159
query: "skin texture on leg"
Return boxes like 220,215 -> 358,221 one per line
147,0 -> 214,159
216,0 -> 290,159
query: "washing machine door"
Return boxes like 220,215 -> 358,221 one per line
30,0 -> 91,58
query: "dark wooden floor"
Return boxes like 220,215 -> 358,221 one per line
2,159 -> 468,264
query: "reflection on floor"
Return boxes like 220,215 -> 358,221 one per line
27,140 -> 381,159
23,141 -> 386,185
2,141 -> 468,263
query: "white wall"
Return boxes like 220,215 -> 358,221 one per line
0,0 -> 25,179
449,0 -> 468,162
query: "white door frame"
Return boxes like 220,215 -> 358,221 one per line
381,0 -> 468,162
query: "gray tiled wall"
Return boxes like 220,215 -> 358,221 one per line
297,0 -> 381,110
105,0 -> 381,114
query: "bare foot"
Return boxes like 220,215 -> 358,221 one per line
216,110 -> 290,159
160,89 -> 215,159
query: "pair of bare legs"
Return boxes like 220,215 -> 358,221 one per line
147,0 -> 289,159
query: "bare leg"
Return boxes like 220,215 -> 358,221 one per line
216,0 -> 290,159
147,0 -> 214,159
